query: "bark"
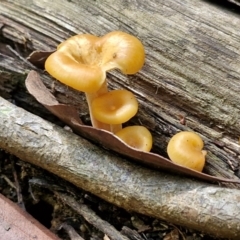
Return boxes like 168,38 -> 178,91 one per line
1,96 -> 240,239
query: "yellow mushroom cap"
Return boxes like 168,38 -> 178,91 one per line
167,131 -> 207,172
98,31 -> 145,74
115,126 -> 153,152
45,31 -> 145,93
91,90 -> 138,124
45,34 -> 105,93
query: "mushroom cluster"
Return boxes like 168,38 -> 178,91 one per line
45,31 -> 153,152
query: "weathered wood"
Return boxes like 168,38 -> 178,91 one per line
1,96 -> 240,239
1,0 -> 240,237
0,0 -> 239,180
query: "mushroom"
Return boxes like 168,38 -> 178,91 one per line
45,31 -> 145,132
167,131 -> 207,172
91,89 -> 138,132
115,126 -> 153,152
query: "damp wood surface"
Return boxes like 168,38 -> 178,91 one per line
0,0 -> 240,237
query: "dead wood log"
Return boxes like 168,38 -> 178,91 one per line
1,96 -> 240,239
1,0 -> 240,238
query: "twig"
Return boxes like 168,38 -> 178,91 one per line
56,192 -> 130,240
121,226 -> 145,240
58,222 -> 85,240
0,174 -> 16,189
11,157 -> 25,210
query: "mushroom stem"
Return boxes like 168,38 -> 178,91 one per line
85,80 -> 122,132
85,80 -> 110,131
111,124 -> 122,134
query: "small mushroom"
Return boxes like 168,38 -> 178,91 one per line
167,131 -> 207,172
45,31 -> 145,132
91,89 -> 138,132
115,126 -> 153,152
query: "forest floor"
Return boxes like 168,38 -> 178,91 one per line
0,148 -> 227,240
0,4 -> 235,238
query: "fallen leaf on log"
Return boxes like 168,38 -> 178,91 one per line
27,50 -> 55,69
0,193 -> 60,240
25,70 -> 240,184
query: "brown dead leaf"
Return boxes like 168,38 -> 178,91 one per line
0,193 -> 60,240
25,70 -> 240,184
27,50 -> 55,69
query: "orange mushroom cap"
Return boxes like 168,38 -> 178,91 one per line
167,131 -> 207,172
98,31 -> 145,74
115,126 -> 153,152
45,31 -> 145,93
91,89 -> 138,125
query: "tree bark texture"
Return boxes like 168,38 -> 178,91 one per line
1,96 -> 240,239
0,0 -> 240,181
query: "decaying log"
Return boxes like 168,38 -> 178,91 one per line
1,0 -> 240,238
1,96 -> 240,239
